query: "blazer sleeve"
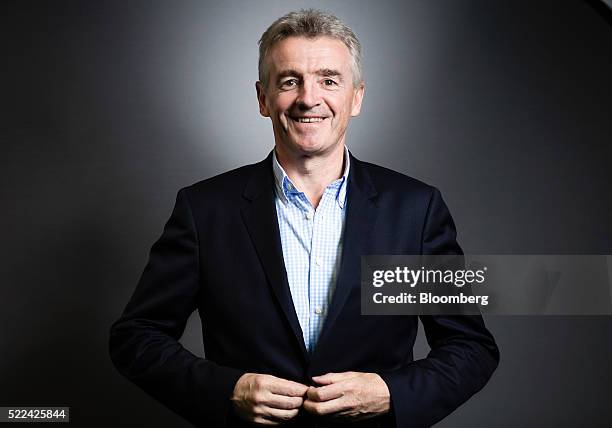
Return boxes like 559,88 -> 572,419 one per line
109,189 -> 245,427
379,187 -> 500,428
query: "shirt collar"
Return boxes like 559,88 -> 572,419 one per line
272,146 -> 350,209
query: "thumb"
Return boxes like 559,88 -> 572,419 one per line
312,372 -> 350,385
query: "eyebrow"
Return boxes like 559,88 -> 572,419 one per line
276,69 -> 301,81
276,68 -> 344,82
317,68 -> 343,79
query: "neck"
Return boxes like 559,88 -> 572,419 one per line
275,143 -> 346,209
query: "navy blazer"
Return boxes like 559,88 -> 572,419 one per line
109,151 -> 499,428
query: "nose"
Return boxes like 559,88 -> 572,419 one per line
296,80 -> 321,110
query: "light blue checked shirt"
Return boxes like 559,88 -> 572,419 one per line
272,148 -> 349,353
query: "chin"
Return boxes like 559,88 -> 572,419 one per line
290,134 -> 337,152
291,141 -> 329,155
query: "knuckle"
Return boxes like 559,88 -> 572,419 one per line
252,392 -> 265,403
311,405 -> 323,416
253,376 -> 264,388
279,409 -> 298,421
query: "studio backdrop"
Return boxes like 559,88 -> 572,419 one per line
2,1 -> 612,426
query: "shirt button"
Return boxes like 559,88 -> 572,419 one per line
315,306 -> 323,315
305,211 -> 313,220
315,257 -> 322,266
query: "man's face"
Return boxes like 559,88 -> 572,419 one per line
256,36 -> 365,157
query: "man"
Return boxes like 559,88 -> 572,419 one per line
110,9 -> 499,428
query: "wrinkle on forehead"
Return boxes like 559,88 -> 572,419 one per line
267,37 -> 352,78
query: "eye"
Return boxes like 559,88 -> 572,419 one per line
323,79 -> 338,86
280,79 -> 299,89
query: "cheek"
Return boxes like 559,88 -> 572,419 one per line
325,94 -> 351,118
274,94 -> 295,112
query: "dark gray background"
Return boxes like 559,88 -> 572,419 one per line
2,0 -> 612,426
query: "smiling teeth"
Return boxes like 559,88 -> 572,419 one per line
296,117 -> 323,123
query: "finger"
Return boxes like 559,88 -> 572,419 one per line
306,383 -> 345,402
261,406 -> 300,422
266,377 -> 309,397
264,393 -> 304,410
311,372 -> 336,385
312,372 -> 355,385
303,396 -> 350,416
306,386 -> 318,400
249,404 -> 282,426
252,406 -> 298,425
251,416 -> 280,426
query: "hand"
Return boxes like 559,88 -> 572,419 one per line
231,373 -> 308,425
303,372 -> 390,421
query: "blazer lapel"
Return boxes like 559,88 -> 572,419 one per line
240,153 -> 309,360
316,153 -> 378,350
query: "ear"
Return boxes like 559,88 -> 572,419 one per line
350,81 -> 365,117
256,81 -> 270,117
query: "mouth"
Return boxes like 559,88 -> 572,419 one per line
288,115 -> 327,124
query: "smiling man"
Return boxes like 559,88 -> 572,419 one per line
110,9 -> 499,428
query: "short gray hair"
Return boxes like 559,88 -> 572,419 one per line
258,9 -> 363,88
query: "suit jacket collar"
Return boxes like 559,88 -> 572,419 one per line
240,150 -> 378,362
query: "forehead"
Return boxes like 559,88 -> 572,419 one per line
266,36 -> 352,74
